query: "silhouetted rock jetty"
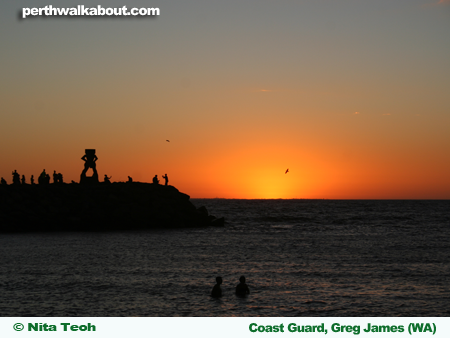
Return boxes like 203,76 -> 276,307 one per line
0,183 -> 224,233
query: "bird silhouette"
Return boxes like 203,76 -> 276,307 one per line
166,140 -> 170,142
285,169 -> 289,174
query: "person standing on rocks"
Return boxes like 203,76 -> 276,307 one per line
12,170 -> 20,185
162,174 -> 169,186
21,175 -> 26,185
38,169 -> 47,185
153,175 -> 159,184
30,175 -> 35,185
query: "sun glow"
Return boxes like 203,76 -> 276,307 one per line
247,169 -> 298,199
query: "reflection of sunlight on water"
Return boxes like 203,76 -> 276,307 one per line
270,224 -> 294,229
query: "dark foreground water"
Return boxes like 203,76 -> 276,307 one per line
0,200 -> 449,316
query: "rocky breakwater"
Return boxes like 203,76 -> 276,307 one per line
0,183 -> 224,232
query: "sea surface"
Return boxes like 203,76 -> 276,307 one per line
0,199 -> 449,317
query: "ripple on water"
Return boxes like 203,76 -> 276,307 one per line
0,200 -> 449,316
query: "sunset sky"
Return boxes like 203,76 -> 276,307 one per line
1,0 -> 449,198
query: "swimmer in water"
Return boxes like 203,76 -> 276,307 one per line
235,275 -> 250,297
211,276 -> 223,298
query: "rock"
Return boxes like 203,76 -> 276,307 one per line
211,217 -> 225,227
197,206 -> 208,216
0,183 -> 222,233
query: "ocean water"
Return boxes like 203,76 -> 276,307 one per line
0,200 -> 448,317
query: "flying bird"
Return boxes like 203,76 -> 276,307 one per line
166,140 -> 170,142
285,169 -> 289,174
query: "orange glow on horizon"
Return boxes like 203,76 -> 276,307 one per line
1,0 -> 450,200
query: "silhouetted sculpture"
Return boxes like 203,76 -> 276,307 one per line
30,175 -> 35,185
80,149 -> 99,184
127,176 -> 133,183
211,276 -> 223,298
21,175 -> 26,185
162,174 -> 168,186
235,276 -> 250,297
1,177 -> 6,185
12,170 -> 20,185
104,175 -> 112,184
153,175 -> 159,184
38,169 -> 47,185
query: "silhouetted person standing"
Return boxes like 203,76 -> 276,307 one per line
162,174 -> 169,186
211,276 -> 223,298
1,177 -> 6,185
30,175 -> 35,185
235,276 -> 250,297
38,169 -> 47,185
127,176 -> 133,183
104,175 -> 112,184
21,175 -> 26,185
12,170 -> 20,185
45,173 -> 50,184
153,175 -> 159,184
53,170 -> 58,184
